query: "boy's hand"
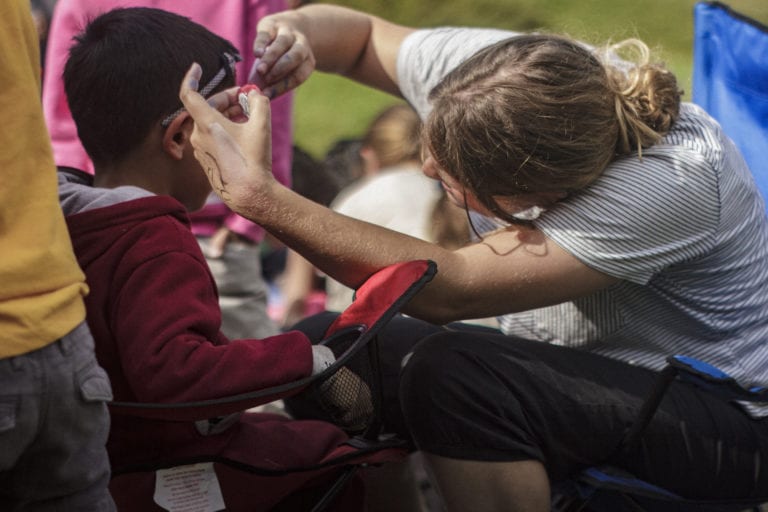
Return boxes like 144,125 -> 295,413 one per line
179,63 -> 276,219
316,367 -> 373,434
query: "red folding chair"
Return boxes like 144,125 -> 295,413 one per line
107,259 -> 437,512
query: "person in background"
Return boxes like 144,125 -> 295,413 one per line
42,0 -> 292,340
271,146 -> 344,329
324,103 -> 466,311
179,3 -> 768,510
276,106 -> 470,328
280,104 -> 473,327
323,138 -> 367,188
30,0 -> 52,75
0,1 -> 114,510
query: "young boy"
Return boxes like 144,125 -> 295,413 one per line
58,8 -> 362,510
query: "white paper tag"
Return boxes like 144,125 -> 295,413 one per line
153,462 -> 225,512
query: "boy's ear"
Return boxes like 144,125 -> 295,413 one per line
161,112 -> 193,160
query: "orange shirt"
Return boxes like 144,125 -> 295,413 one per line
0,0 -> 88,357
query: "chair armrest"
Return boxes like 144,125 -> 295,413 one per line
109,260 -> 438,423
667,355 -> 768,404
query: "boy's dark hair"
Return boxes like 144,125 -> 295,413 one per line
64,7 -> 238,166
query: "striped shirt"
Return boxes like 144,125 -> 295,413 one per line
398,28 -> 768,416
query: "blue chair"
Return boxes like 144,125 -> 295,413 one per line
551,355 -> 768,511
692,1 -> 768,205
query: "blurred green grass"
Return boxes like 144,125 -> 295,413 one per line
293,1 -> 768,158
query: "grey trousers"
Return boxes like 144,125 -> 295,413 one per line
0,321 -> 115,511
198,237 -> 279,340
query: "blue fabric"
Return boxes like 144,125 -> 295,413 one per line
670,354 -> 768,403
582,467 -> 681,500
692,2 -> 768,206
672,354 -> 731,381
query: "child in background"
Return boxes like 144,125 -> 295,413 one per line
277,106 -> 475,328
324,104 -> 469,311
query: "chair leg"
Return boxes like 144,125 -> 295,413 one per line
310,466 -> 359,512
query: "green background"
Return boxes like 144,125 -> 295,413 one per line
292,0 -> 768,158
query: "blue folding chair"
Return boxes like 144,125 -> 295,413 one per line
692,1 -> 768,205
551,355 -> 768,511
551,4 -> 768,509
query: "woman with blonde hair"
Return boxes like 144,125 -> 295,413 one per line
325,102 -> 468,312
180,4 -> 768,510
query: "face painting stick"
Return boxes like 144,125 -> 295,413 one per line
238,85 -> 261,118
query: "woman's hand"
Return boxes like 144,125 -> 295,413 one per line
250,11 -> 316,99
179,63 -> 277,219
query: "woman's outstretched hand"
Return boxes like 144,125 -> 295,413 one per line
250,11 -> 316,99
179,63 -> 276,218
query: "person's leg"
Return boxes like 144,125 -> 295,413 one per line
289,312 -> 450,439
424,456 -> 550,512
289,313 -> 448,511
400,331 -> 768,508
362,458 -> 426,512
613,374 -> 768,499
200,236 -> 279,340
0,322 -> 115,511
0,345 -> 42,509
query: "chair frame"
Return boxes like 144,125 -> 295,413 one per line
552,355 -> 768,512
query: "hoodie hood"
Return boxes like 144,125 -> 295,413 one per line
58,167 -> 153,216
58,168 -> 192,270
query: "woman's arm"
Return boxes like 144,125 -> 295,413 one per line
244,182 -> 617,324
108,236 -> 313,402
180,77 -> 618,324
250,3 -> 414,98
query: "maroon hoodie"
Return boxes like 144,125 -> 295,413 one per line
59,169 -> 313,403
58,170 -> 357,509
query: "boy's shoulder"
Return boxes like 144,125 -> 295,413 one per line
60,172 -> 202,270
58,168 -> 195,251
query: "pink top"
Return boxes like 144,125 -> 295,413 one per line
42,0 -> 293,242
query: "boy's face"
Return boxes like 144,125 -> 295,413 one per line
166,140 -> 213,212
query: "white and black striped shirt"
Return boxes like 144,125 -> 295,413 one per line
399,28 -> 768,416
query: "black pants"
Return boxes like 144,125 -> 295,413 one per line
292,313 -> 768,500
